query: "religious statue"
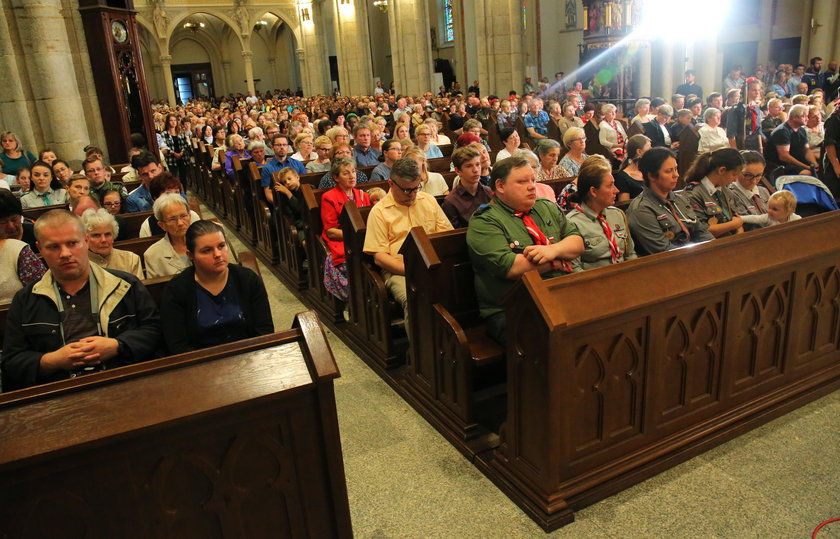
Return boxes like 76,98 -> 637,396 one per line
565,0 -> 577,29
232,0 -> 251,34
149,0 -> 169,38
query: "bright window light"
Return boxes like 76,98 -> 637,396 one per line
637,0 -> 732,41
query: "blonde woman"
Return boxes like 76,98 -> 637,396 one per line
403,146 -> 449,196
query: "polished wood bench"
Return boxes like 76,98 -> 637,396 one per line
483,212 -> 840,531
401,227 -> 506,453
339,200 -> 407,372
0,311 -> 353,538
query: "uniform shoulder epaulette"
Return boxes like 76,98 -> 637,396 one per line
473,203 -> 492,216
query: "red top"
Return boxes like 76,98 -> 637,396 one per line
320,187 -> 371,265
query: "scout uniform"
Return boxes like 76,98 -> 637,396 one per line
626,187 -> 713,256
729,182 -> 770,231
466,197 -> 581,319
566,203 -> 637,272
683,177 -> 740,236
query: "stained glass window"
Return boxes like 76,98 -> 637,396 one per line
444,0 -> 454,42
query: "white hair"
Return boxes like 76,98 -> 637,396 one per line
81,208 -> 119,236
247,126 -> 263,139
788,104 -> 808,120
703,107 -> 721,121
153,192 -> 189,221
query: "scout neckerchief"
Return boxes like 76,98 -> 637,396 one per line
513,208 -> 574,273
665,199 -> 691,240
574,204 -> 621,264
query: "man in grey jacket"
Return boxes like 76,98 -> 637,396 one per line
2,210 -> 160,392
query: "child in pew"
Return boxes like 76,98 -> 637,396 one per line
740,190 -> 801,228
273,167 -> 306,243
366,187 -> 387,205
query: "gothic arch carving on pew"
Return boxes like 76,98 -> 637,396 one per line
659,301 -> 723,423
795,266 -> 840,365
730,280 -> 790,394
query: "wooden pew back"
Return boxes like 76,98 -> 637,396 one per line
0,312 -> 353,538
491,212 -> 840,531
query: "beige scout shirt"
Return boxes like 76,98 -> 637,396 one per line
567,202 -> 637,272
363,190 -> 452,262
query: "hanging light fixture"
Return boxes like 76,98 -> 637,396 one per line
182,20 -> 206,32
373,0 -> 388,12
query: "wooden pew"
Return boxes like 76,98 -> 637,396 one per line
439,143 -> 454,157
400,227 -> 506,453
23,204 -> 69,221
232,156 -> 258,246
118,210 -> 153,239
273,179 -> 309,292
427,157 -> 451,173
339,200 -> 407,372
481,118 -> 504,152
217,148 -> 238,227
677,124 -> 701,188
301,184 -> 346,322
583,120 -> 615,162
484,212 -> 840,532
0,311 -> 353,538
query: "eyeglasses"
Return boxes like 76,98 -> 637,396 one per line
391,181 -> 421,194
742,172 -> 764,180
317,147 -> 332,151
164,213 -> 191,225
103,201 -> 121,208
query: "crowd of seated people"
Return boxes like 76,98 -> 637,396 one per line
4,53 -> 840,391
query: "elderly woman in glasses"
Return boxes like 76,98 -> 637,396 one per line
143,193 -> 193,278
81,208 -> 144,279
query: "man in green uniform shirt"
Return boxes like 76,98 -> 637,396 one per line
466,156 -> 584,345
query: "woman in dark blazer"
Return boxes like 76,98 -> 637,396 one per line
160,220 -> 273,354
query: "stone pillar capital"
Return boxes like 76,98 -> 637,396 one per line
296,48 -> 305,61
159,54 -> 172,63
241,50 -> 254,60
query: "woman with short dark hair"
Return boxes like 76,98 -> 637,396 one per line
626,148 -> 714,255
160,220 -> 273,354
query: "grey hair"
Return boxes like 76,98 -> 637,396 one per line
247,126 -> 263,140
535,138 -> 561,157
788,104 -> 808,120
658,104 -> 674,117
247,140 -> 266,151
330,156 -> 356,179
703,107 -> 721,121
601,103 -> 617,114
81,208 -> 119,236
153,192 -> 189,221
391,157 -> 421,182
513,149 -> 539,167
634,98 -> 651,111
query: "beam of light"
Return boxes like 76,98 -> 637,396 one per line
539,0 -> 731,99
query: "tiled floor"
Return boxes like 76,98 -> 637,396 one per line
214,205 -> 840,538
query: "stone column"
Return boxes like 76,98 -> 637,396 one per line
388,0 -> 434,96
151,63 -> 163,101
473,0 -> 525,97
241,50 -> 256,96
809,0 -> 837,62
757,0 -> 773,66
332,0 -> 373,96
298,1 -> 331,95
15,0 -> 89,159
659,42 -> 674,99
799,0 -> 814,64
222,61 -> 232,95
268,57 -> 278,90
637,41 -> 651,98
694,38 -> 719,98
0,3 -> 38,151
160,54 -> 177,106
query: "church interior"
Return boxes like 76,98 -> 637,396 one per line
1,0 -> 840,536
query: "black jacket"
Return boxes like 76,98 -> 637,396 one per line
2,265 -> 161,392
643,121 -> 668,148
160,264 -> 274,355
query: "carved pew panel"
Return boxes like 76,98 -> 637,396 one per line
339,200 -> 406,372
401,227 -> 505,454
485,213 -> 840,532
0,312 -> 353,539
